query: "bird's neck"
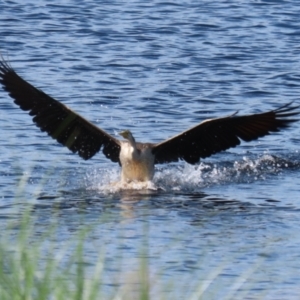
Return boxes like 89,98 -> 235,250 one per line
127,135 -> 137,149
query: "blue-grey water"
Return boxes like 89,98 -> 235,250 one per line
1,1 -> 300,299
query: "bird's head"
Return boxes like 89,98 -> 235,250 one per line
119,130 -> 135,142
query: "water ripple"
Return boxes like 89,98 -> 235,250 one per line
1,0 -> 300,298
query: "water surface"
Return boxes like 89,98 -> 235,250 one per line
1,1 -> 300,299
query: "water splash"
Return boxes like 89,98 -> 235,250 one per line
84,154 -> 299,193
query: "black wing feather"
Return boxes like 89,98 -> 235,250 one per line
0,58 -> 121,162
153,102 -> 299,164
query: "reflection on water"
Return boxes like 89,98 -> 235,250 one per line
28,152 -> 300,227
3,152 -> 300,229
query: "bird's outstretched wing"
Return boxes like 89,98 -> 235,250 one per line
153,102 -> 299,164
0,58 -> 121,162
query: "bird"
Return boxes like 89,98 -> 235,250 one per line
0,57 -> 299,183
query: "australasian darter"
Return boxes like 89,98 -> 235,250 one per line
0,58 -> 298,182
